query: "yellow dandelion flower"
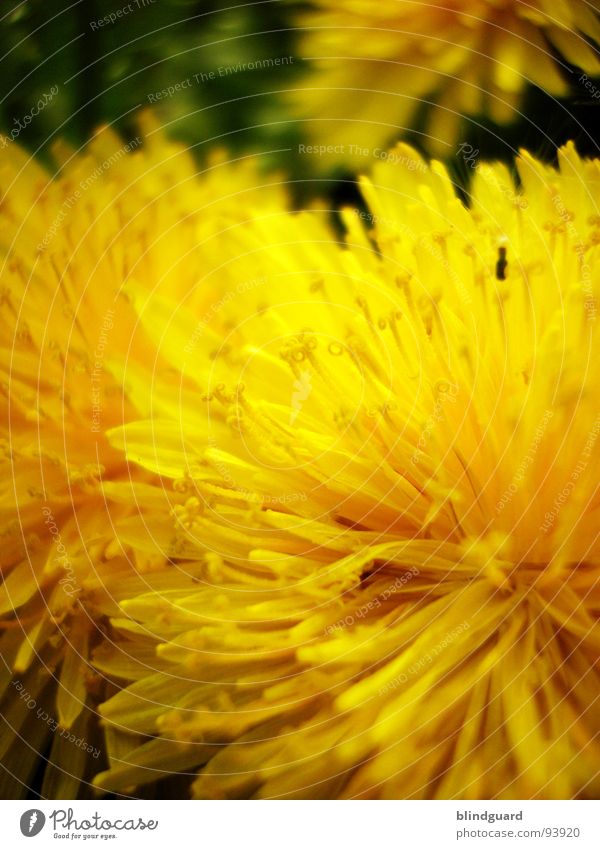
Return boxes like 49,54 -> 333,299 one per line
0,120 -> 287,796
289,0 -> 600,161
92,141 -> 600,799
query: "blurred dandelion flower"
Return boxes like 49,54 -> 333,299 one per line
290,0 -> 600,161
0,120 -> 287,796
94,142 -> 600,798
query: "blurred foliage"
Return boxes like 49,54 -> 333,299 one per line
0,1 -> 301,165
1,0 -> 599,202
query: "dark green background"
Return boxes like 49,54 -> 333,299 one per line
1,0 -> 599,201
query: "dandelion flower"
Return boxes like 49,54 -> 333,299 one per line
0,121 -> 287,796
94,141 -> 600,799
290,0 -> 600,161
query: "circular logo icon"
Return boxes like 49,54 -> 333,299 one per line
20,810 -> 46,837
